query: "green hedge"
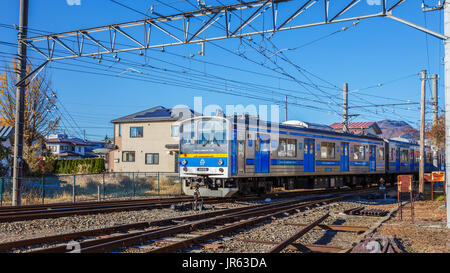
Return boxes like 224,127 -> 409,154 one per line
54,158 -> 105,174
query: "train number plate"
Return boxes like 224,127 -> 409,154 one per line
197,168 -> 209,171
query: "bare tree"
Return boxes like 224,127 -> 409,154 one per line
0,59 -> 60,146
0,59 -> 60,175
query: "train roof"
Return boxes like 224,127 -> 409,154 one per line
218,115 -> 385,143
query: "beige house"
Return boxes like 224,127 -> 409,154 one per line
108,106 -> 196,173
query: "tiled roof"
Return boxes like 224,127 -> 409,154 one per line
111,106 -> 198,123
329,122 -> 376,129
0,126 -> 13,140
46,137 -> 88,146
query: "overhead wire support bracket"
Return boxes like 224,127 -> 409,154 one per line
17,0 -> 448,82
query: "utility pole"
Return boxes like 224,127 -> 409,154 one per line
432,74 -> 439,170
284,95 -> 288,122
12,0 -> 29,206
419,70 -> 427,199
343,83 -> 349,133
444,1 -> 450,228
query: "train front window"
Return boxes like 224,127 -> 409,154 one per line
181,122 -> 195,144
198,119 -> 227,146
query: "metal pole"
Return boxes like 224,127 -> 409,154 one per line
419,70 -> 427,198
41,176 -> 44,204
343,83 -> 349,133
12,0 -> 29,206
72,175 -> 76,203
432,74 -> 439,170
284,95 -> 288,122
102,172 -> 105,199
132,172 -> 135,198
444,2 -> 450,228
0,177 -> 3,207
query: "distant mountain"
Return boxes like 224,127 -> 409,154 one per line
376,120 -> 419,141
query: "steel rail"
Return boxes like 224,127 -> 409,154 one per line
25,197 -> 313,253
268,213 -> 329,253
137,188 -> 380,253
1,200 -> 279,252
0,187 -> 385,252
0,187 -> 368,222
0,197 -> 233,222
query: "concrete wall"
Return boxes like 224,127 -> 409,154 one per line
109,121 -> 180,173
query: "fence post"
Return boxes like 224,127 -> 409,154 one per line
0,177 -> 3,207
132,172 -> 135,198
158,172 -> 160,196
102,172 -> 105,200
180,173 -> 182,195
41,176 -> 45,205
72,175 -> 76,203
97,185 -> 100,202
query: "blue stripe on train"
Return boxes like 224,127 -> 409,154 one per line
316,161 -> 340,166
270,159 -> 304,165
350,162 -> 369,166
180,157 -> 228,167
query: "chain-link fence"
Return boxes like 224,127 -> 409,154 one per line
0,172 -> 182,206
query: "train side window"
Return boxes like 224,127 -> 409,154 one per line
353,145 -> 365,160
278,139 -> 287,157
401,150 -> 409,161
287,139 -> 297,157
390,148 -> 395,160
255,138 -> 260,151
378,147 -> 385,161
320,142 -> 335,159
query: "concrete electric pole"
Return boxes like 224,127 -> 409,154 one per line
12,0 -> 29,206
343,83 -> 349,133
419,70 -> 427,199
444,2 -> 450,228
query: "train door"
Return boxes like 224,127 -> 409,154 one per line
255,135 -> 270,173
340,142 -> 349,172
369,145 -> 376,172
410,149 -> 415,172
304,139 -> 315,172
395,148 -> 401,172
237,131 -> 246,174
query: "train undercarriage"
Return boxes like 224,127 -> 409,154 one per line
182,173 -> 418,197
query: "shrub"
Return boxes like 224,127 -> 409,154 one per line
54,158 -> 105,174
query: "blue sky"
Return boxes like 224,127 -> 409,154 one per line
0,0 -> 445,140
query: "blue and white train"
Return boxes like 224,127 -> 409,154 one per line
179,115 -> 436,197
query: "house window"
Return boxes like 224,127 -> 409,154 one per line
145,153 -> 159,165
171,125 -> 179,137
320,142 -> 335,159
122,151 -> 135,162
130,127 -> 143,138
353,145 -> 365,160
119,124 -> 122,137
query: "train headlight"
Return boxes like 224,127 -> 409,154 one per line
218,159 -> 224,166
181,159 -> 187,166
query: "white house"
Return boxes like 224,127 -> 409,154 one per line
45,134 -> 94,159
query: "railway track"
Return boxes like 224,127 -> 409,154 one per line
0,187 -> 374,223
0,187 -> 382,253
